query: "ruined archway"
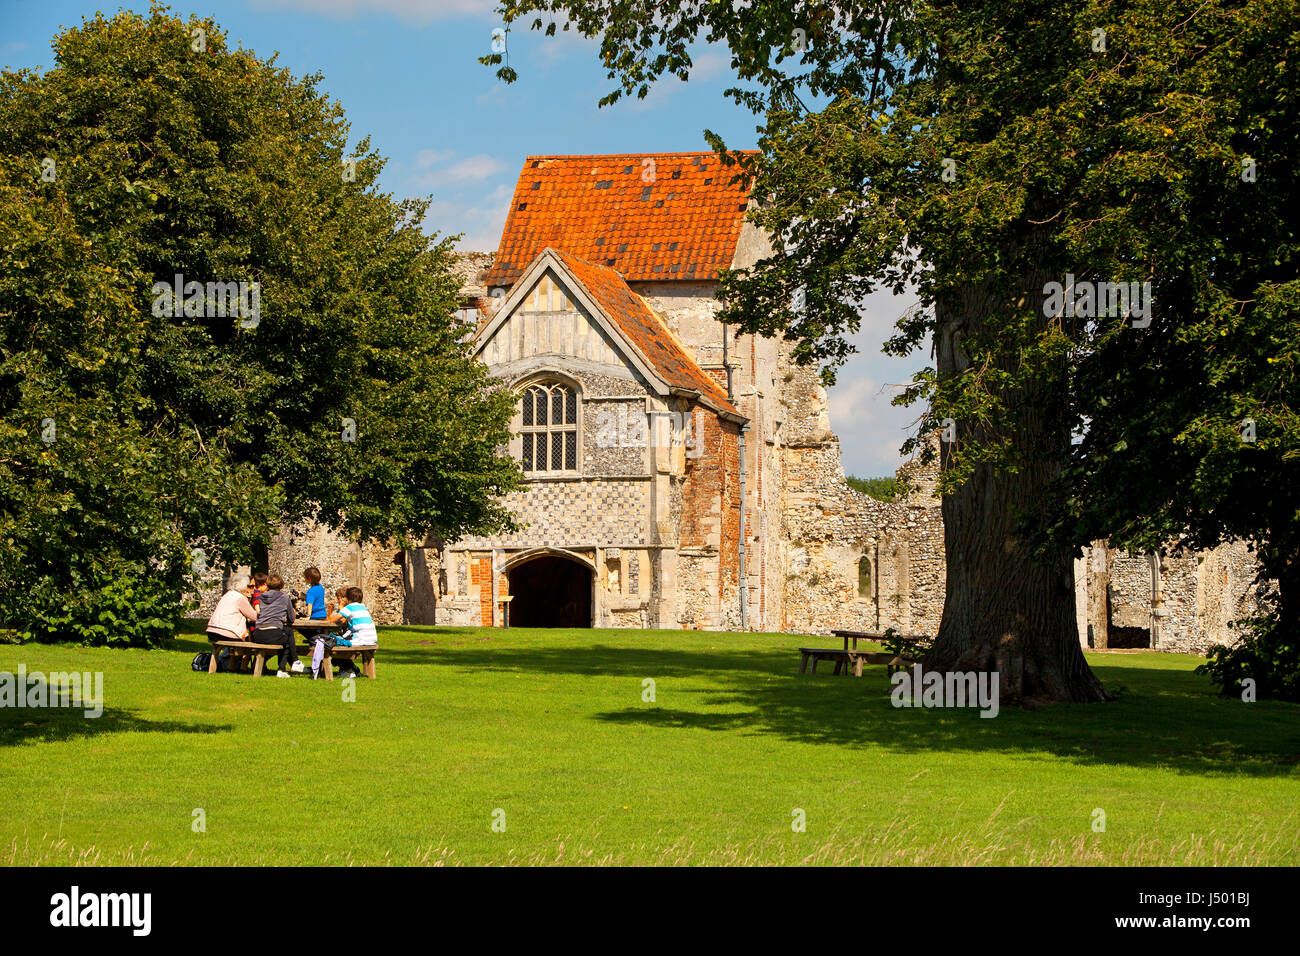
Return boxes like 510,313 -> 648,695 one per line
505,553 -> 593,628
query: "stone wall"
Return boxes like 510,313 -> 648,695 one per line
778,433 -> 945,637
1091,540 -> 1266,653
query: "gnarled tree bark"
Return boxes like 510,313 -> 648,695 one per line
924,285 -> 1111,705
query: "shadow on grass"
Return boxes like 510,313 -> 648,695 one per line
0,707 -> 233,747
407,642 -> 1300,778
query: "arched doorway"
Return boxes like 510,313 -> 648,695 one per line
506,554 -> 593,628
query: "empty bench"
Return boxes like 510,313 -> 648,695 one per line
797,647 -> 914,677
207,640 -> 377,679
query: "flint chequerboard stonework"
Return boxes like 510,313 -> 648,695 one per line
194,153 -> 1268,652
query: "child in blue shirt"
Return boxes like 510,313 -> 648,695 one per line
301,566 -> 327,619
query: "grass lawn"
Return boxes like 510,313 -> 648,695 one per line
2,625 -> 1297,866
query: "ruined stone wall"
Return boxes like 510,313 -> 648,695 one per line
192,251 -> 1274,646
455,251 -> 495,324
190,563 -> 252,618
1099,540 -> 1264,653
778,434 -> 945,636
266,520 -> 363,599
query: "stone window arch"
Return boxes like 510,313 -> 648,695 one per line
857,555 -> 873,598
519,380 -> 578,473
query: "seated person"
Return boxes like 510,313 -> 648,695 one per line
254,573 -> 301,677
301,566 -> 327,620
325,586 -> 377,677
247,571 -> 268,635
306,585 -> 350,680
206,579 -> 258,644
327,587 -> 352,641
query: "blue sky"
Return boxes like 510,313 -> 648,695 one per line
1,0 -> 925,477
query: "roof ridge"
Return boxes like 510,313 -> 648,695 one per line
522,150 -> 759,160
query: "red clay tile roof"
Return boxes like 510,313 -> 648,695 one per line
484,152 -> 755,288
552,249 -> 739,417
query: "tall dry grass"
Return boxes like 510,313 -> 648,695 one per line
11,809 -> 1296,867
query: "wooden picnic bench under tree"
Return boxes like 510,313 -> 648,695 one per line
796,630 -> 932,678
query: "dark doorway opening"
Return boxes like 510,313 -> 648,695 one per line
1109,625 -> 1152,649
507,556 -> 592,628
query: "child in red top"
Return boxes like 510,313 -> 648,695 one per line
248,571 -> 268,635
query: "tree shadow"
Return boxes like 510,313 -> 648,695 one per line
410,642 -> 1300,778
0,707 -> 233,747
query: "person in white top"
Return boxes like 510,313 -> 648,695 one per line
206,579 -> 258,643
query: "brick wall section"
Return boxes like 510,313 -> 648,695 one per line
471,557 -> 494,627
719,423 -> 741,595
676,410 -> 741,626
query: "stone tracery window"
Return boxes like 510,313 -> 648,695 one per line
520,381 -> 578,472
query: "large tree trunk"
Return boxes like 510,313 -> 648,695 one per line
925,289 -> 1110,705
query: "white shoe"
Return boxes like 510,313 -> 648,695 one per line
276,670 -> 291,679
290,661 -> 305,674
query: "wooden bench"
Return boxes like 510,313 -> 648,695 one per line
207,640 -> 377,679
798,647 -> 916,677
296,643 -> 376,680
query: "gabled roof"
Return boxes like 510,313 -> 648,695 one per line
484,152 -> 756,288
553,250 -> 738,416
474,248 -> 742,421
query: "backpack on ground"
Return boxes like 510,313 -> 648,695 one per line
191,651 -> 211,672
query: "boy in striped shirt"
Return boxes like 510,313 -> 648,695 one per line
325,587 -> 377,677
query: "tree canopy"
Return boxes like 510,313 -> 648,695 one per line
0,7 -> 520,645
487,0 -> 1299,699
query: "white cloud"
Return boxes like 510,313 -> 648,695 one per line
828,375 -> 920,478
616,48 -> 732,113
531,23 -> 599,65
826,287 -> 928,477
423,196 -> 508,253
691,49 -> 732,80
413,152 -> 508,187
415,148 -> 456,168
250,0 -> 499,26
621,76 -> 691,113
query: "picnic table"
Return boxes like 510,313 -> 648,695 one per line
796,630 -> 929,677
831,628 -> 929,652
206,618 -> 377,679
